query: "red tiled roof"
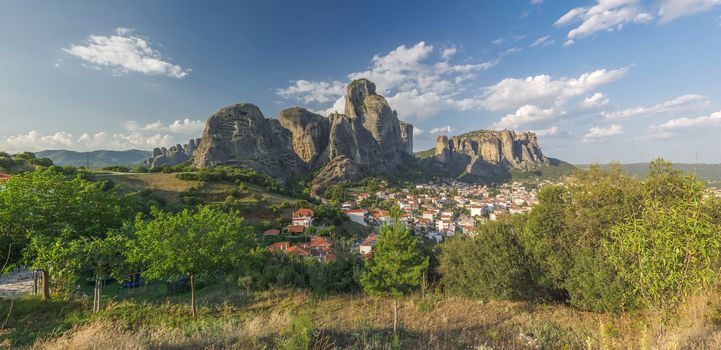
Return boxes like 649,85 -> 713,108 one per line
344,209 -> 366,214
0,174 -> 11,182
287,225 -> 305,234
263,229 -> 281,236
293,208 -> 314,218
268,242 -> 290,252
360,234 -> 377,247
309,236 -> 332,248
286,245 -> 309,256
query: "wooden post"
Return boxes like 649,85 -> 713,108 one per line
190,273 -> 197,320
41,269 -> 50,300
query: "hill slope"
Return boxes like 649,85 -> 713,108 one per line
576,163 -> 721,182
35,149 -> 151,168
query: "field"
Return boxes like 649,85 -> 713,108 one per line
3,281 -> 721,349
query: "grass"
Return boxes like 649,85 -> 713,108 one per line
9,279 -> 718,349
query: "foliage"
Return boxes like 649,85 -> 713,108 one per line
607,171 -> 721,321
361,207 -> 428,299
131,206 -> 254,281
439,216 -> 539,300
0,169 -> 130,269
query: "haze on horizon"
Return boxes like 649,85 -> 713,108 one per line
1,0 -> 720,164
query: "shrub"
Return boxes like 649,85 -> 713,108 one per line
439,216 -> 539,300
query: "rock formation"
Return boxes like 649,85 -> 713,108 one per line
186,79 -> 412,195
144,138 -> 200,168
399,121 -> 414,154
429,130 -> 549,178
278,107 -> 330,168
192,103 -> 307,180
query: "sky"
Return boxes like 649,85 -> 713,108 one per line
1,0 -> 721,164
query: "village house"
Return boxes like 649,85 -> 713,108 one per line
286,225 -> 305,235
344,209 -> 368,226
359,234 -> 377,257
292,208 -> 315,227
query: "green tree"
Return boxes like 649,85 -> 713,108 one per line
440,215 -> 538,300
361,206 -> 428,336
607,172 -> 721,322
131,206 -> 254,319
0,169 -> 129,299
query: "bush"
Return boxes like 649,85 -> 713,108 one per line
439,216 -> 539,300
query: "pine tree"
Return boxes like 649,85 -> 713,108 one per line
361,206 -> 428,336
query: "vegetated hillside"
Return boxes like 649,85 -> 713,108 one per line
576,162 -> 721,184
36,149 -> 151,168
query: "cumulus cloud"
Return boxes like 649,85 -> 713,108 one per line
582,92 -> 610,109
583,124 -> 624,142
658,110 -> 721,130
491,105 -> 558,130
658,0 -> 721,23
533,126 -> 559,137
481,67 -> 627,111
63,27 -> 190,78
555,0 -> 653,45
413,127 -> 425,135
278,41 -> 498,119
2,118 -> 204,153
429,125 -> 455,135
276,80 -> 346,104
602,94 -> 709,120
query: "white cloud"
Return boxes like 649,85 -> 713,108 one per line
491,105 -> 558,130
63,27 -> 190,78
531,0 -> 544,4
555,1 -> 653,44
413,127 -> 425,135
657,110 -> 721,129
278,41 -> 498,119
481,67 -> 627,111
429,125 -> 455,135
276,80 -> 346,104
530,35 -> 555,48
533,126 -> 559,137
2,118 -> 204,153
125,118 -> 205,134
602,94 -> 709,120
583,124 -> 624,142
582,92 -> 610,109
658,0 -> 721,23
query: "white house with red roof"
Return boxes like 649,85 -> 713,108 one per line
292,208 -> 315,227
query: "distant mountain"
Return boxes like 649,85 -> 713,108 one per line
35,149 -> 151,168
575,163 -> 721,183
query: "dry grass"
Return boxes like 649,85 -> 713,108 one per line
25,287 -> 721,349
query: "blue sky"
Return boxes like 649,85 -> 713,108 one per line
1,0 -> 721,163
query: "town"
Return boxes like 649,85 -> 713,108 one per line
265,179 -> 558,260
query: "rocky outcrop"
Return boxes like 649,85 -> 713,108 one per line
144,138 -> 200,168
278,107 -> 330,168
192,103 -> 307,180
429,130 -> 549,177
184,79 -> 413,195
309,79 -> 408,195
399,121 -> 414,154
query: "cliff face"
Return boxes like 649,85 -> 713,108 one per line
192,103 -> 307,180
188,79 -> 412,194
399,121 -> 414,154
431,130 -> 549,177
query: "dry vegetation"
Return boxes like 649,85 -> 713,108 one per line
15,285 -> 721,350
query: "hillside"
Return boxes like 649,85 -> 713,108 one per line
36,149 -> 151,168
576,163 -> 721,183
